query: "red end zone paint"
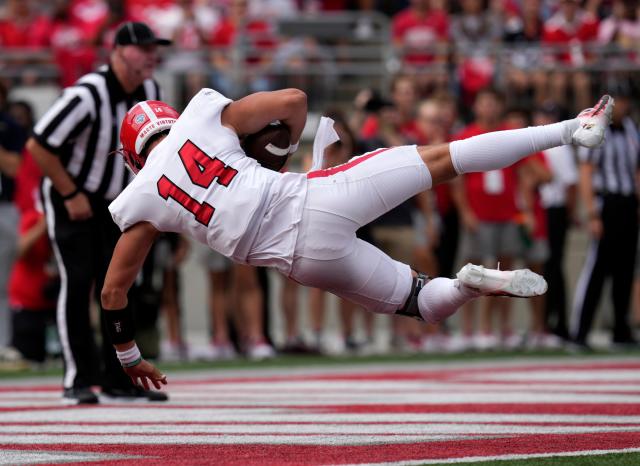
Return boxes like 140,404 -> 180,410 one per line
303,403 -> 640,416
2,358 -> 640,464
3,432 -> 640,466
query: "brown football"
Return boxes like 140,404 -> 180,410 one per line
241,123 -> 291,171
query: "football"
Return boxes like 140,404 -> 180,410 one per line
241,123 -> 291,171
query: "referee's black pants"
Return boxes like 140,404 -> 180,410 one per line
42,179 -> 134,391
544,206 -> 570,338
571,194 -> 638,344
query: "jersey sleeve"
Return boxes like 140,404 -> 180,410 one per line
109,183 -> 181,233
189,88 -> 233,120
109,188 -> 159,232
33,85 -> 93,153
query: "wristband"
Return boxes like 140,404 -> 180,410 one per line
116,344 -> 142,368
288,141 -> 299,154
61,187 -> 81,201
104,307 -> 135,344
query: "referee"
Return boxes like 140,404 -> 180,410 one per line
571,92 -> 639,349
26,22 -> 171,404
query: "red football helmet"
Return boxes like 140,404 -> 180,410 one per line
119,100 -> 179,174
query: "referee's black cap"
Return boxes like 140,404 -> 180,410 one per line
114,22 -> 172,47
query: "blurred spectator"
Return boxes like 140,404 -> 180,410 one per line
452,88 -> 522,351
347,88 -> 383,139
572,91 -> 639,350
131,234 -> 188,359
0,82 -> 27,353
273,37 -> 337,108
49,0 -> 98,87
542,0 -> 599,111
598,0 -> 640,50
503,0 -> 549,110
0,0 -> 51,83
70,0 -> 108,31
160,235 -> 190,360
125,0 -> 175,21
8,148 -> 58,365
0,0 -> 50,48
279,276 -> 310,353
412,99 -> 441,279
392,0 -> 450,94
156,1 -> 219,49
417,93 -> 462,281
233,265 -> 276,360
392,0 -> 449,65
248,0 -> 299,19
360,75 -> 420,144
597,0 -> 640,94
156,0 -> 220,101
187,249 -> 238,361
359,76 -> 426,352
210,0 -> 278,97
533,102 -> 578,341
450,0 -> 503,106
504,107 -> 559,350
6,101 -> 34,135
413,97 -> 453,353
92,0 -> 137,50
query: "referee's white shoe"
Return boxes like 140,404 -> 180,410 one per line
456,264 -> 548,298
572,94 -> 614,148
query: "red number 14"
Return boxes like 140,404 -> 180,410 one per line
157,140 -> 238,226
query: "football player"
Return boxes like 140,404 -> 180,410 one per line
101,88 -> 613,389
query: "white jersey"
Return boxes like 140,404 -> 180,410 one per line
109,89 -> 306,265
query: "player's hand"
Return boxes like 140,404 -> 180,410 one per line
64,193 -> 93,221
123,359 -> 168,390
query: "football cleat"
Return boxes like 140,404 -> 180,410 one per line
456,263 -> 547,298
572,95 -> 614,148
62,387 -> 99,405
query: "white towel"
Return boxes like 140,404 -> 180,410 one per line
310,116 -> 340,171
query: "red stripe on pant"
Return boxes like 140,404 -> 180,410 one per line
306,147 -> 390,179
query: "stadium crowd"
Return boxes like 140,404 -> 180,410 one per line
1,0 -> 640,370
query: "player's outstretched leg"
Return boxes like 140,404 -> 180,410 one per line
421,95 -> 614,186
416,264 -> 547,325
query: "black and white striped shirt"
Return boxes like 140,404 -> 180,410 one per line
578,117 -> 640,196
33,64 -> 161,201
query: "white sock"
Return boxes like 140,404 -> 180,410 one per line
418,278 -> 481,324
449,120 -> 579,175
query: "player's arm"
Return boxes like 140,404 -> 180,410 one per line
221,89 -> 307,147
101,221 -> 167,389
